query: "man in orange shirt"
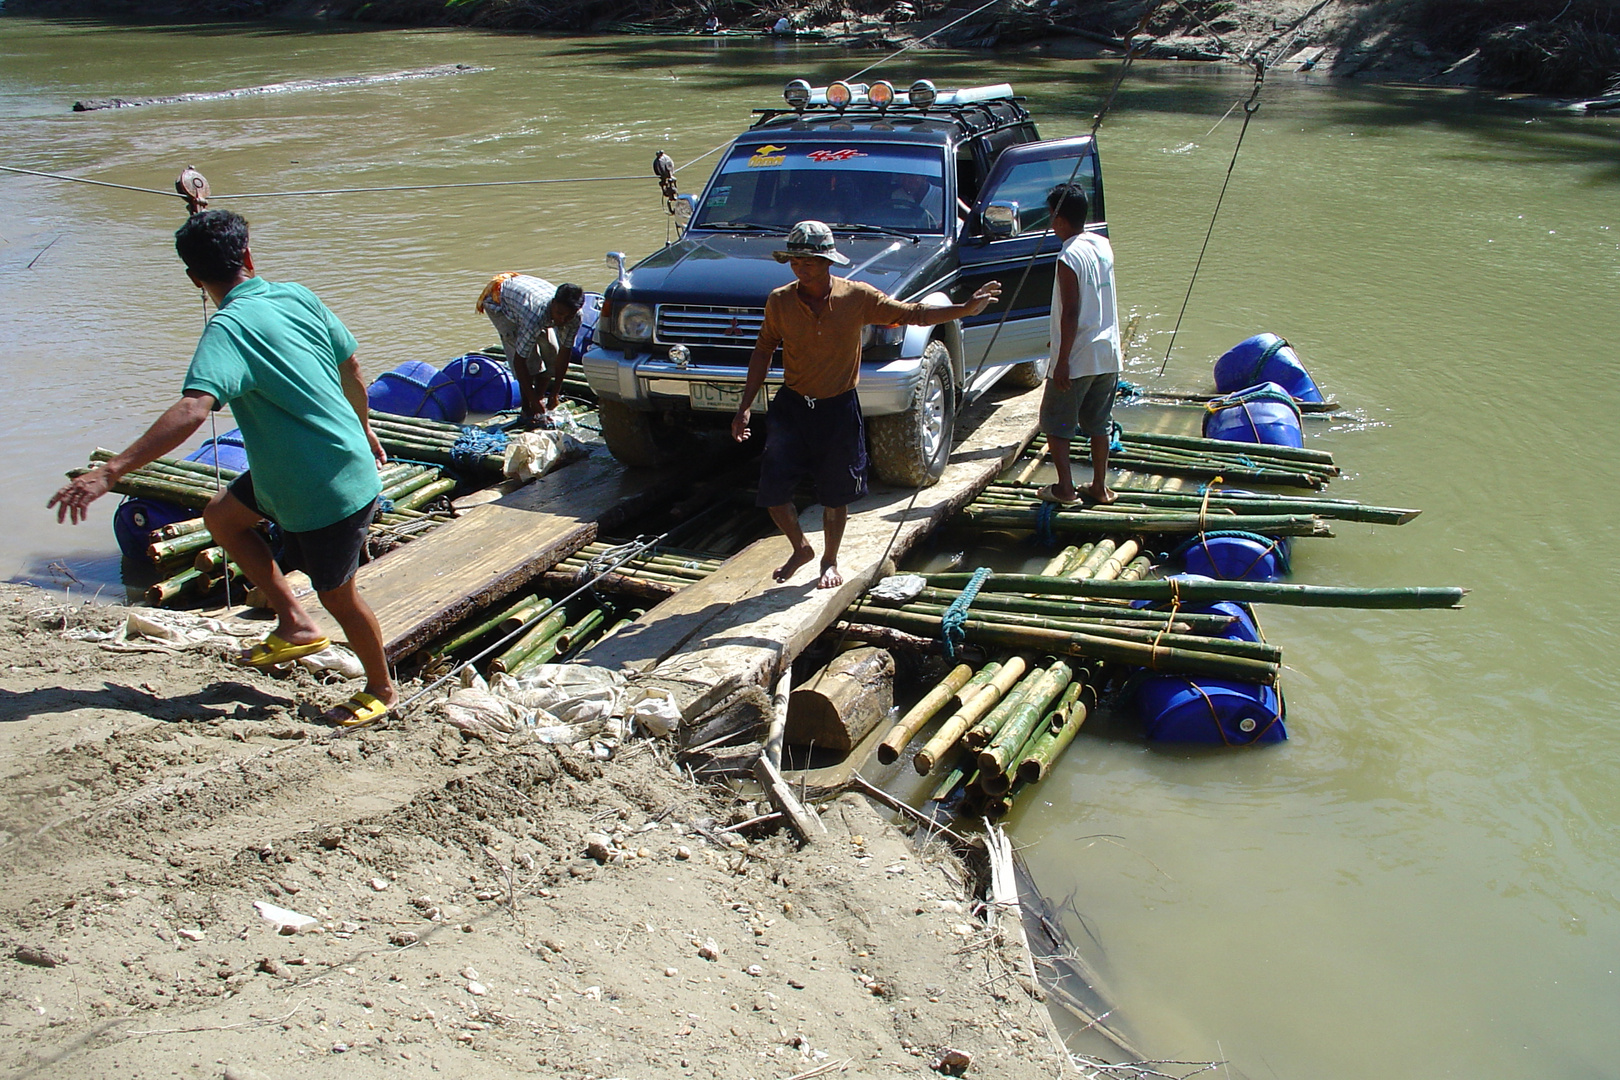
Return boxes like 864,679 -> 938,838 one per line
731,220 -> 1000,589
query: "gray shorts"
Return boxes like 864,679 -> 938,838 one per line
1040,371 -> 1118,440
486,311 -> 560,379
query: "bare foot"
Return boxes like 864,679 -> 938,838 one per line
1086,483 -> 1118,505
773,543 -> 815,583
817,561 -> 844,589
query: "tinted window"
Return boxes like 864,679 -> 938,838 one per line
694,143 -> 950,234
982,154 -> 1099,233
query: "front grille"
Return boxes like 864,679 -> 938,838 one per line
656,305 -> 765,348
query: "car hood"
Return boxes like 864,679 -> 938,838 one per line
618,232 -> 948,308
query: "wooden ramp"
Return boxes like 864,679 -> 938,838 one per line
582,385 -> 1043,685
308,448 -> 676,662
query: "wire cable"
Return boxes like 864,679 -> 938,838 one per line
0,163 -> 186,200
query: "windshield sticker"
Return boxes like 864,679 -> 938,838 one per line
807,149 -> 867,162
747,144 -> 787,167
706,185 -> 731,207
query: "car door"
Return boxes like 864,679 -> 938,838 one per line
954,136 -> 1104,393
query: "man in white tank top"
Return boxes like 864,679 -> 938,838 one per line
1037,181 -> 1121,505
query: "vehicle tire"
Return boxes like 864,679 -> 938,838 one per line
869,340 -> 956,488
598,399 -> 673,469
1003,359 -> 1045,390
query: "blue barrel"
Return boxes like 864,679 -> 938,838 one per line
1203,382 -> 1304,448
113,498 -> 196,561
367,360 -> 467,423
1135,675 -> 1287,745
572,292 -> 604,356
1214,333 -> 1324,402
1174,531 -> 1289,582
1133,589 -> 1263,642
183,428 -> 249,473
441,354 -> 519,414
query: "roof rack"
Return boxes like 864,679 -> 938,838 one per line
749,98 -> 1030,132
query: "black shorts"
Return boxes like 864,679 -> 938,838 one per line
756,387 -> 867,509
228,472 -> 377,594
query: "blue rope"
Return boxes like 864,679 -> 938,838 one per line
450,426 -> 510,466
1115,379 -> 1142,403
376,496 -> 396,513
941,565 -> 992,659
1033,501 -> 1059,549
1109,419 -> 1124,454
1245,336 -> 1290,386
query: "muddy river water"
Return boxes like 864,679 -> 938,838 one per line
2,15 -> 1617,1077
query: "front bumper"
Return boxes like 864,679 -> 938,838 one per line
582,346 -> 924,416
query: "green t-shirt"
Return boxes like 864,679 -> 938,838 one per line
183,277 -> 380,532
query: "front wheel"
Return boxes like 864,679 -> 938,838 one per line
598,400 -> 675,469
869,340 -> 956,488
1003,358 -> 1045,390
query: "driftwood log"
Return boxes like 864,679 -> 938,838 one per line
785,646 -> 894,753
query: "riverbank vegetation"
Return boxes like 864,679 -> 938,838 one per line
7,0 -> 1618,96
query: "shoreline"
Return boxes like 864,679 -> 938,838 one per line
0,580 -> 1103,1078
4,0 -> 1617,98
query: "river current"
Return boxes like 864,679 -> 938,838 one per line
1,16 -> 1617,1077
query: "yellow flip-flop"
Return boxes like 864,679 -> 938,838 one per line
328,691 -> 390,729
241,633 -> 331,668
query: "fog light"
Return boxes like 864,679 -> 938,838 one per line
827,81 -> 854,110
869,80 -> 895,110
909,79 -> 936,108
784,79 -> 811,110
668,344 -> 691,367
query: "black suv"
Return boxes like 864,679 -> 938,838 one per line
582,77 -> 1106,485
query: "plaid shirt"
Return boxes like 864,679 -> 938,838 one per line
482,275 -> 581,361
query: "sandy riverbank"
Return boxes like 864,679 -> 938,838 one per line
0,581 -> 1075,1079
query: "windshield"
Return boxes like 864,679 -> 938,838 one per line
693,142 -> 950,235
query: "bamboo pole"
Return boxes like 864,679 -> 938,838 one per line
989,481 -> 1418,526
1091,539 -> 1140,582
914,656 -> 1027,774
1017,681 -> 1094,784
894,602 -> 1282,662
926,572 -> 1469,610
489,608 -> 568,674
961,506 -> 1333,537
153,518 -> 210,541
876,662 -> 975,765
392,477 -> 457,511
962,662 -> 1050,753
979,662 -> 1073,777
438,594 -> 543,657
862,608 -> 1280,683
1068,538 -> 1117,580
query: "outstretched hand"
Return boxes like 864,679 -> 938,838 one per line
966,280 -> 1002,315
48,465 -> 114,525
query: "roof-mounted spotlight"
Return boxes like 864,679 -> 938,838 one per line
826,80 -> 854,111
869,80 -> 895,111
908,79 -> 937,109
783,78 -> 812,111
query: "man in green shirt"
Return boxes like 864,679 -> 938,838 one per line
49,210 -> 395,727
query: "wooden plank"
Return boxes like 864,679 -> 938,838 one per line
303,448 -> 676,661
592,386 -> 1042,688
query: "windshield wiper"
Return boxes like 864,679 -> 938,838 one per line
828,222 -> 921,242
703,221 -> 790,234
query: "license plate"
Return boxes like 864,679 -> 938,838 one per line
689,382 -> 767,413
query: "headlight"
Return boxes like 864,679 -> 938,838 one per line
616,302 -> 654,342
860,323 -> 904,348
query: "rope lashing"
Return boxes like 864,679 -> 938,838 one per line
940,565 -> 993,658
1245,336 -> 1291,387
449,426 -> 509,466
1115,379 -> 1144,403
1108,419 -> 1124,455
376,495 -> 396,513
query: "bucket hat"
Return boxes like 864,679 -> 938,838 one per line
772,220 -> 851,266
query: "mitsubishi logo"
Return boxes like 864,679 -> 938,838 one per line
727,317 -> 741,336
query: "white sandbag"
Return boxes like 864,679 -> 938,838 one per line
623,686 -> 680,737
502,664 -> 625,725
502,429 -> 589,483
296,643 -> 365,680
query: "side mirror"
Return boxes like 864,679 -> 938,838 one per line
982,202 -> 1021,239
675,194 -> 697,222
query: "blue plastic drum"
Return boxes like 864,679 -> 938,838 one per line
367,361 -> 467,423
113,498 -> 197,561
1203,382 -> 1304,448
1135,676 -> 1287,745
1177,532 -> 1289,582
441,354 -> 519,414
1214,333 -> 1324,402
183,428 -> 249,473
